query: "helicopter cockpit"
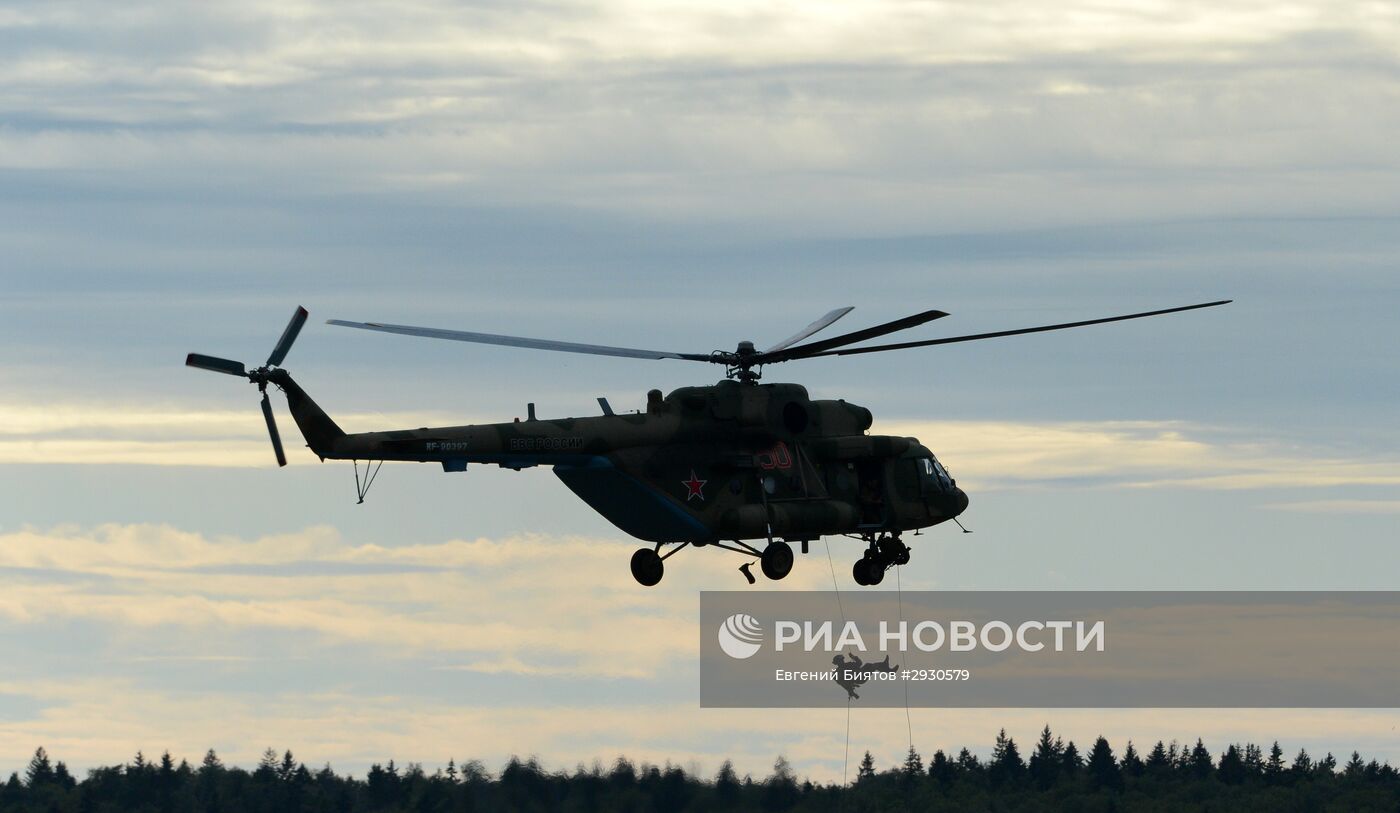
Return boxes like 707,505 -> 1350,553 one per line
918,455 -> 954,492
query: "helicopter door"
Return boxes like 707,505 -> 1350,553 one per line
855,459 -> 886,525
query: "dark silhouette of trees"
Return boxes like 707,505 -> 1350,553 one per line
927,750 -> 953,785
1028,725 -> 1061,789
855,750 -> 875,782
900,746 -> 922,779
1120,740 -> 1144,778
1087,736 -> 1121,791
988,728 -> 1025,785
1188,738 -> 1214,779
0,731 -> 1395,812
1219,744 -> 1247,785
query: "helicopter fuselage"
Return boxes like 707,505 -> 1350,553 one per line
276,373 -> 968,545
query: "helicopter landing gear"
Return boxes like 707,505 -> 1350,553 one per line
852,533 -> 909,586
760,540 -> 794,581
631,548 -> 663,586
853,554 -> 884,586
630,542 -> 692,586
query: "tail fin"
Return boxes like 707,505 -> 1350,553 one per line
266,369 -> 345,459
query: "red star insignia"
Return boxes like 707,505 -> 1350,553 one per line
682,470 -> 707,501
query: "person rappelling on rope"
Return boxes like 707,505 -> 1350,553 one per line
831,652 -> 898,700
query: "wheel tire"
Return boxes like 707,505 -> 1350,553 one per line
894,547 -> 911,566
867,563 -> 885,585
761,541 -> 794,581
852,560 -> 870,586
630,548 -> 663,587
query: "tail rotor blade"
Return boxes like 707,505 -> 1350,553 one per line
267,306 -> 309,367
186,354 -> 247,377
261,392 -> 288,467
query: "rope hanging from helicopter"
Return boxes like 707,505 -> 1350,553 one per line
822,537 -> 852,793
823,536 -> 915,798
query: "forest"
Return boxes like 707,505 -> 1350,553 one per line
3,726 -> 1398,812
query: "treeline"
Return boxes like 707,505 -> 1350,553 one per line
4,726 -> 1399,812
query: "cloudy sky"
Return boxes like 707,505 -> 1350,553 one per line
2,0 -> 1399,782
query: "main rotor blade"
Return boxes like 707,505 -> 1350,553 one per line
267,306 -> 309,367
756,309 -> 949,364
809,300 -> 1233,358
186,353 -> 247,377
261,392 -> 288,467
327,319 -> 714,362
762,306 -> 854,354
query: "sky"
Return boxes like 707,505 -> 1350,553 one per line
2,0 -> 1399,783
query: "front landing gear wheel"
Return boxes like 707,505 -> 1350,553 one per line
630,548 -> 663,587
853,556 -> 885,586
761,541 -> 794,581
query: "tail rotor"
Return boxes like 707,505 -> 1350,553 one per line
186,306 -> 309,467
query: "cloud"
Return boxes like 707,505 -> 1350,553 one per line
1,523 -> 1398,779
2,1 -> 1399,232
1264,499 -> 1400,514
0,523 -> 831,677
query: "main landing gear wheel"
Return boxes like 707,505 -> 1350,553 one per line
761,541 -> 794,581
630,548 -> 664,587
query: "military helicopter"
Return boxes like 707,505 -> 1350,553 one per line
186,300 -> 1228,587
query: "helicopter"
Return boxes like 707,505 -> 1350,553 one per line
186,299 -> 1229,587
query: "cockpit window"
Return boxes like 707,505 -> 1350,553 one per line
920,456 -> 953,490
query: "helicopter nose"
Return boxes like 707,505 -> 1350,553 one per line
952,487 -> 969,517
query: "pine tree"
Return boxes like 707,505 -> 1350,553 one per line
1315,752 -> 1337,777
1120,741 -> 1144,778
445,759 -> 458,784
53,761 -> 75,790
928,750 -> 953,784
255,748 -> 278,781
1343,751 -> 1366,778
24,747 -> 54,787
716,760 -> 740,803
1087,737 -> 1121,791
956,748 -> 981,773
989,728 -> 1025,785
1061,741 -> 1083,775
1264,741 -> 1285,784
1189,739 -> 1214,779
1218,745 -> 1246,785
1243,743 -> 1263,774
856,751 -> 876,782
1029,725 -> 1061,789
1146,741 -> 1170,773
1291,749 -> 1313,776
200,749 -> 223,772
903,746 -> 923,778
763,756 -> 799,810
